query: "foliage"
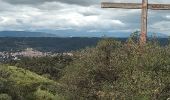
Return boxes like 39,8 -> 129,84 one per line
60,38 -> 170,100
9,55 -> 73,80
0,36 -> 170,100
0,94 -> 12,100
0,37 -> 168,52
0,37 -> 100,52
31,89 -> 55,100
0,65 -> 58,100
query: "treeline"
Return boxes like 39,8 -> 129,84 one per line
0,37 -> 169,52
7,55 -> 73,80
0,37 -> 101,52
0,54 -> 73,100
0,36 -> 170,100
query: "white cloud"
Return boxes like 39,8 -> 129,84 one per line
150,21 -> 170,34
0,1 -> 126,31
166,15 -> 170,19
0,0 -> 170,35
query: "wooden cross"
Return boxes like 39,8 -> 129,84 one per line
101,0 -> 170,45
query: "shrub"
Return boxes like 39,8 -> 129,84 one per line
60,38 -> 170,100
33,89 -> 55,100
0,94 -> 12,100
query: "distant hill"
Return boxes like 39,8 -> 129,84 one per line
0,37 -> 101,52
0,31 -> 57,37
147,32 -> 168,38
0,37 -> 168,53
0,30 -> 168,38
40,30 -> 169,38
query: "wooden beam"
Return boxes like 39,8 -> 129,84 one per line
140,0 -> 148,45
148,4 -> 170,10
101,2 -> 141,9
101,2 -> 170,10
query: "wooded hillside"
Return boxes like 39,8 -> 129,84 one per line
0,37 -> 170,100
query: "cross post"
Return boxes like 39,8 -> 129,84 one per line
101,0 -> 170,45
140,0 -> 148,45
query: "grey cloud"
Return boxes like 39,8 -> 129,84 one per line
0,0 -> 170,35
2,0 -> 56,5
57,0 -> 99,6
2,0 -> 170,6
2,0 -> 99,6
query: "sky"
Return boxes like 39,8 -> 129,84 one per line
0,0 -> 170,36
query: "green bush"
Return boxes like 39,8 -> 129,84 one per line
0,66 -> 58,100
60,38 -> 170,100
12,55 -> 73,80
0,36 -> 170,100
0,94 -> 12,100
33,89 -> 55,100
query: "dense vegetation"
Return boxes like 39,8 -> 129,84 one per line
8,55 -> 73,80
0,66 -> 60,100
0,37 -> 168,52
0,36 -> 170,100
0,37 -> 101,52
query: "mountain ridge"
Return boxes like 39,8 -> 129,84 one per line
0,31 -> 57,37
0,30 -> 168,38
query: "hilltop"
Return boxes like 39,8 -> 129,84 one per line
0,31 -> 57,37
0,31 -> 168,38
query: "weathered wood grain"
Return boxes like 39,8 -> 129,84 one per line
101,2 -> 170,10
148,4 -> 170,10
101,2 -> 141,9
140,0 -> 148,45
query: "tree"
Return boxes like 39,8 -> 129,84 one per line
60,38 -> 170,100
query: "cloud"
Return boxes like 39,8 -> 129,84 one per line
0,1 -> 126,31
2,0 -> 99,6
0,0 -> 170,35
4,0 -> 170,6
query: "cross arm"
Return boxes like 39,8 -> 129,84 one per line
101,2 -> 170,10
101,2 -> 141,9
148,4 -> 170,10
